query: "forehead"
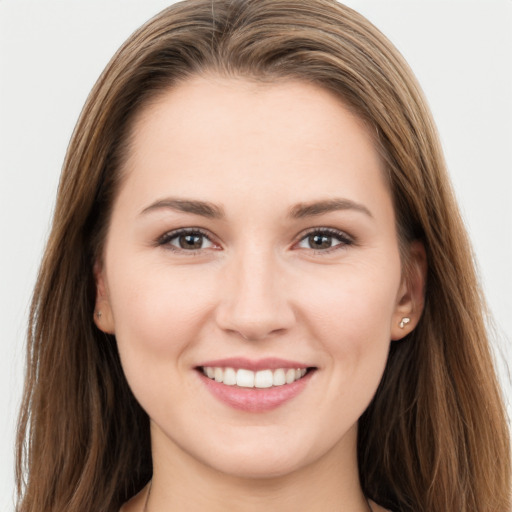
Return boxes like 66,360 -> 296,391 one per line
119,76 -> 390,216
131,75 -> 377,157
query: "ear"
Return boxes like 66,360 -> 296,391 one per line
93,261 -> 115,334
391,240 -> 427,341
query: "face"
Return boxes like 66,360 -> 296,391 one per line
95,76 -> 423,479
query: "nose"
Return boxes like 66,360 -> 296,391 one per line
215,246 -> 296,341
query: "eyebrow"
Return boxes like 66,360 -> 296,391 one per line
140,196 -> 372,220
288,198 -> 373,219
140,198 -> 225,219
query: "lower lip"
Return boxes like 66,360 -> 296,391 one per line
198,370 -> 314,412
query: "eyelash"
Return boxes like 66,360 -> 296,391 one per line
156,228 -> 216,254
296,227 -> 354,254
156,227 -> 354,255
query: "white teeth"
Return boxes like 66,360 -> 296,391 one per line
214,367 -> 223,382
202,366 -> 309,388
223,367 -> 237,386
236,369 -> 255,388
254,370 -> 273,388
272,368 -> 286,386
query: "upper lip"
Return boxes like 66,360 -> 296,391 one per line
197,357 -> 313,372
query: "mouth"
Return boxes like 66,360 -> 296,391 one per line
199,366 -> 312,388
196,359 -> 317,412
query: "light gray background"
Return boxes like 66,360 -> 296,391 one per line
1,1 -> 511,509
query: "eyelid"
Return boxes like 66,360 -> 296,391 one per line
156,227 -> 220,253
294,227 -> 354,253
154,226 -> 354,255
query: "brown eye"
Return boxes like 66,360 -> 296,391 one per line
308,233 -> 333,250
178,233 -> 204,250
159,229 -> 215,251
297,229 -> 352,252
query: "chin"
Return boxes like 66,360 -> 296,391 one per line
178,422 -> 352,481
201,447 -> 311,480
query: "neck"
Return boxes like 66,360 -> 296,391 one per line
147,422 -> 369,512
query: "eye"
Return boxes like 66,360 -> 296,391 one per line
296,228 -> 352,252
157,229 -> 216,252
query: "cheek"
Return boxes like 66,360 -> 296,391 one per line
106,260 -> 217,385
106,264 -> 216,420
296,257 -> 401,365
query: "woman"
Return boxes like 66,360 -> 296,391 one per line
15,1 -> 511,511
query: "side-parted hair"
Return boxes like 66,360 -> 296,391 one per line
16,1 -> 511,511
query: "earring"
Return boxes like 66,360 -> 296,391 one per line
399,317 -> 411,329
96,310 -> 102,318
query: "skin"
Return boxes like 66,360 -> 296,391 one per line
95,76 -> 425,512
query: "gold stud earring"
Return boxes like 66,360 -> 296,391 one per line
399,317 -> 411,329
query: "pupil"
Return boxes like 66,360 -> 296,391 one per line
180,234 -> 202,249
310,234 -> 331,249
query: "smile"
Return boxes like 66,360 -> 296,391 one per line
201,366 -> 308,388
197,359 -> 316,412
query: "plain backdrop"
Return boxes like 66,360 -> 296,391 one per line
1,1 -> 511,509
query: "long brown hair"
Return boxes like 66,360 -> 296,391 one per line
16,1 -> 511,511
